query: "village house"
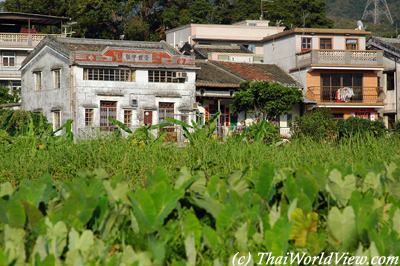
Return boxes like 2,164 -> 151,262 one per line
195,60 -> 300,136
262,28 -> 385,120
0,12 -> 67,98
367,37 -> 400,128
20,36 -> 197,138
166,20 -> 284,57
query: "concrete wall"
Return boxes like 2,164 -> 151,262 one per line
294,35 -> 366,52
21,46 -> 71,128
263,35 -> 297,73
381,56 -> 400,126
0,50 -> 30,80
72,67 -> 196,135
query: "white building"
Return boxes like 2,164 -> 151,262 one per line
0,12 -> 66,95
20,37 -> 197,138
367,37 -> 400,128
166,20 -> 284,55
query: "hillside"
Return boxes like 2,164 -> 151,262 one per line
326,0 -> 400,37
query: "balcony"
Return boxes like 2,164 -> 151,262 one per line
306,86 -> 384,106
296,50 -> 383,69
0,33 -> 64,49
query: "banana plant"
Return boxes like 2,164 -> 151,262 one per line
166,112 -> 220,145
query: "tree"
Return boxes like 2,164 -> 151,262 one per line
232,81 -> 303,120
265,0 -> 333,28
0,86 -> 19,104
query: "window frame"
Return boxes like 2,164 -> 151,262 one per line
83,68 -> 134,82
2,51 -> 15,67
386,71 -> 395,91
301,37 -> 312,52
84,108 -> 94,127
52,69 -> 61,89
52,110 -> 61,131
124,109 -> 132,128
345,38 -> 359,50
33,71 -> 42,91
148,70 -> 186,83
319,38 -> 333,50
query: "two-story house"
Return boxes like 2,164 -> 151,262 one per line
20,37 -> 197,138
0,12 -> 67,95
367,37 -> 400,128
263,28 -> 385,120
166,20 -> 284,56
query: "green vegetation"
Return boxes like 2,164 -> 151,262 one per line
232,81 -> 303,121
0,109 -> 400,264
0,0 -> 333,40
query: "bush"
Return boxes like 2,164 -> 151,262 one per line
394,121 -> 400,134
241,120 -> 281,144
0,109 -> 51,136
336,117 -> 386,138
291,108 -> 337,141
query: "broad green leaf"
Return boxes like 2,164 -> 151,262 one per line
254,163 -> 274,200
4,224 -> 26,265
326,170 -> 356,207
264,217 -> 291,256
362,172 -> 381,194
0,182 -> 14,197
234,222 -> 248,251
327,206 -> 357,250
289,208 -> 318,248
269,203 -> 280,228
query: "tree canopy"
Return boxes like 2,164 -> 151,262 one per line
0,0 -> 333,40
232,81 -> 303,120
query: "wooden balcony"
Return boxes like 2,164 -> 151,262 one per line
306,86 -> 384,106
296,50 -> 383,69
0,33 -> 64,48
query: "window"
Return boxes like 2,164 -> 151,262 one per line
321,73 -> 363,102
52,111 -> 61,130
52,69 -> 61,89
34,71 -> 42,91
159,102 -> 175,123
100,101 -> 117,131
85,109 -> 94,127
148,70 -> 186,83
332,113 -> 344,119
320,38 -> 332,49
301,37 -> 312,52
124,110 -> 132,128
386,71 -> 395,91
346,39 -> 358,50
83,68 -> 134,82
2,51 -> 15,67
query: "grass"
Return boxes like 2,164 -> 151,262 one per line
1,134 -> 399,185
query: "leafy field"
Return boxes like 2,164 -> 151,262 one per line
0,134 -> 400,265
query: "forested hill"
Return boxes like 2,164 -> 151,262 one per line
326,0 -> 400,37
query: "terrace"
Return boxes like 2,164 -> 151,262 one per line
306,86 -> 384,106
296,50 -> 383,69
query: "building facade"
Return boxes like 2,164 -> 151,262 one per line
367,37 -> 400,128
166,20 -> 284,56
0,12 -> 66,95
263,28 -> 385,120
20,37 -> 197,138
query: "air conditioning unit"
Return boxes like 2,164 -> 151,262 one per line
192,102 -> 199,109
176,72 -> 187,79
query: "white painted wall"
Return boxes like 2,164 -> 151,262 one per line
263,35 -> 297,73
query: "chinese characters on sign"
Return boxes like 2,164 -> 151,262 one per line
122,53 -> 152,63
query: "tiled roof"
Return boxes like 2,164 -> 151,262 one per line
368,37 -> 400,58
211,61 -> 298,86
194,45 -> 252,59
195,60 -> 241,88
196,60 -> 299,88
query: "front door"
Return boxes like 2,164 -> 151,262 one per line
144,110 -> 153,125
100,101 -> 117,131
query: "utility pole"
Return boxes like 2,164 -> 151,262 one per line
362,0 -> 393,25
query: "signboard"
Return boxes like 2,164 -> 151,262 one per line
73,47 -> 194,66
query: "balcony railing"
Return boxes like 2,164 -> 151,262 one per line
296,50 -> 383,69
306,86 -> 384,105
0,33 -> 64,48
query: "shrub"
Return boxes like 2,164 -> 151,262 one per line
0,109 -> 51,136
241,120 -> 281,144
291,108 -> 337,141
394,121 -> 400,134
336,117 -> 386,138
